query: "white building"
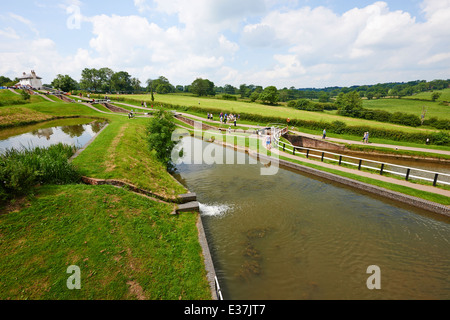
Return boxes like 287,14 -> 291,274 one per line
16,70 -> 43,90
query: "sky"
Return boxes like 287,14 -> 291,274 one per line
0,0 -> 449,89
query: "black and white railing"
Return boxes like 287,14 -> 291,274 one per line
272,130 -> 450,187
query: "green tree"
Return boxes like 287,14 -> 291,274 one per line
259,86 -> 279,105
146,76 -> 175,94
190,78 -> 215,96
239,84 -> 248,98
51,74 -> 78,93
318,92 -> 330,102
131,77 -> 142,93
431,92 -> 442,102
336,91 -> 363,117
80,68 -> 101,92
250,91 -> 260,102
111,71 -> 132,93
0,76 -> 12,86
146,110 -> 178,171
98,67 -> 114,92
224,84 -> 236,94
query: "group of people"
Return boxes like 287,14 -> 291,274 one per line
141,101 -> 153,109
207,112 -> 241,127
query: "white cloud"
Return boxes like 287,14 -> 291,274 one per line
239,1 -> 450,86
8,13 -> 39,36
0,27 -> 20,39
134,0 -> 151,13
1,0 -> 449,88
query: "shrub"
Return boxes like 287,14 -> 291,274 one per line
220,94 -> 237,101
430,131 -> 450,145
146,110 -> 178,171
0,144 -> 80,202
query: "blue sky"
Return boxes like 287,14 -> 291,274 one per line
0,0 -> 449,89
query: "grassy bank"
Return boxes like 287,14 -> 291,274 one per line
0,184 -> 210,300
71,116 -> 187,199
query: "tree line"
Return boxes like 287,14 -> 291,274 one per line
1,69 -> 448,105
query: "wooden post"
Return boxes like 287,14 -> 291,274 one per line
380,164 -> 384,175
358,159 -> 362,170
433,174 -> 439,187
405,168 -> 411,181
339,155 -> 342,166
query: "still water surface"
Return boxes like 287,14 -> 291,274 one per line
0,118 -> 107,151
174,137 -> 450,300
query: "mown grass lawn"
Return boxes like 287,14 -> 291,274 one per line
0,184 -> 210,300
71,116 -> 187,199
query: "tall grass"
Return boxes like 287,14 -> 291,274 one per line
0,143 -> 81,201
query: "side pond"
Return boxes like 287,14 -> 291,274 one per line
0,118 -> 108,152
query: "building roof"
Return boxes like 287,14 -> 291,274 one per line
18,70 -> 42,80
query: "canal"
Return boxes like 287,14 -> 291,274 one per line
174,136 -> 450,300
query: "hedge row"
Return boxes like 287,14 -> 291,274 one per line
287,99 -> 337,112
338,108 -> 425,128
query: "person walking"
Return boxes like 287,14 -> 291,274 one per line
322,129 -> 326,139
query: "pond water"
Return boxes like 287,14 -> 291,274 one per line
0,118 -> 107,152
174,137 -> 450,300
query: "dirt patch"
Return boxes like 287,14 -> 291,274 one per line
127,280 -> 146,300
0,196 -> 31,216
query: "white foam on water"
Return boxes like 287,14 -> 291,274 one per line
199,203 -> 232,218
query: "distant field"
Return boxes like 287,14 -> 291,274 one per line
405,88 -> 450,102
118,93 -> 440,134
363,97 -> 450,120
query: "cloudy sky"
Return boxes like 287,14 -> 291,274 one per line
0,0 -> 449,89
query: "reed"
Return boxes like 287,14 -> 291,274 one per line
0,143 -> 80,201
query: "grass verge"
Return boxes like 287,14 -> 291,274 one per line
0,184 -> 210,300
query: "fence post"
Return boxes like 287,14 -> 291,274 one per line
380,164 -> 384,175
405,168 -> 411,181
321,152 -> 324,162
283,143 -> 285,152
306,150 -> 310,159
358,159 -> 362,170
293,148 -> 296,156
433,174 -> 439,187
339,155 -> 342,166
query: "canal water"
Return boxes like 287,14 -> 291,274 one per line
174,137 -> 450,300
0,118 -> 107,152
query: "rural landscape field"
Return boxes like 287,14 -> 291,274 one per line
0,0 -> 449,309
